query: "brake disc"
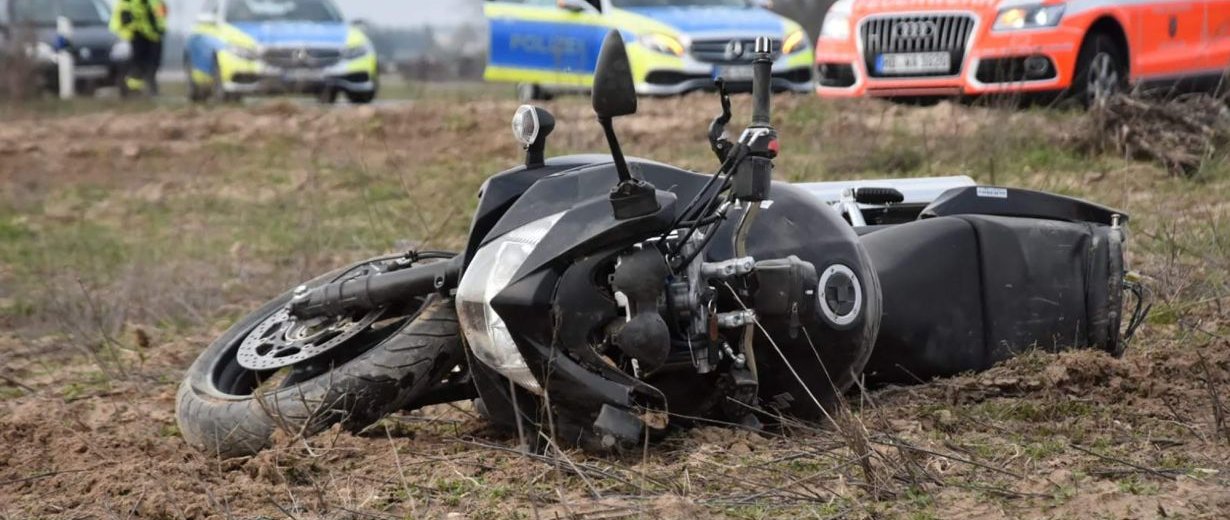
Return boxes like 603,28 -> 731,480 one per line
236,306 -> 384,371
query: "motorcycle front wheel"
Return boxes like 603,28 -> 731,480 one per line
175,258 -> 463,458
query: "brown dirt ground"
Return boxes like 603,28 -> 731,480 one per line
1,93 -> 1229,519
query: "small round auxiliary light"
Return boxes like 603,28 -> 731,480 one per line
511,105 -> 539,148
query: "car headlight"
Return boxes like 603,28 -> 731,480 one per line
342,45 -> 371,60
994,3 -> 1065,31
228,45 -> 261,61
782,29 -> 809,55
110,41 -> 132,62
819,0 -> 853,41
640,32 -> 684,57
456,212 -> 565,394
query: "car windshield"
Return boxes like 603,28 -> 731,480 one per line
225,0 -> 343,23
10,0 -> 109,27
611,0 -> 749,7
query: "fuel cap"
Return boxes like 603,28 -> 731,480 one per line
818,264 -> 862,329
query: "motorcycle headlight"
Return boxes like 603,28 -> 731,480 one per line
342,45 -> 371,60
819,0 -> 853,41
782,29 -> 809,55
640,32 -> 685,57
994,4 -> 1065,31
456,212 -> 565,394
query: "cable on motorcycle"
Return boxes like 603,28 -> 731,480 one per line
1122,275 -> 1151,345
667,146 -> 742,235
673,189 -> 736,271
669,156 -> 747,268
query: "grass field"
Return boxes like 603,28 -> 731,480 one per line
1,89 -> 1228,519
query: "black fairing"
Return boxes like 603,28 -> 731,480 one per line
922,186 -> 1127,226
489,189 -> 677,416
462,155 -> 615,269
480,156 -> 880,422
862,214 -> 1126,384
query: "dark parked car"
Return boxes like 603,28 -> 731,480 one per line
0,0 -> 127,95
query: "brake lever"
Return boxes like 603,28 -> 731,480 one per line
707,78 -> 733,163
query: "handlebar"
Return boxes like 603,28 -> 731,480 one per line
671,35 -> 778,264
750,36 -> 773,128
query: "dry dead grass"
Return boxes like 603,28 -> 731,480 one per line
0,91 -> 1228,518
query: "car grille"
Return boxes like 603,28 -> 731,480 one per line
75,46 -> 112,66
262,47 -> 342,69
860,14 -> 975,78
691,38 -> 781,65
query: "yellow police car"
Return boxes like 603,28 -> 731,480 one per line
185,0 -> 378,103
485,0 -> 814,100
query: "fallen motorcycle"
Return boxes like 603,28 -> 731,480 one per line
176,32 -> 1146,457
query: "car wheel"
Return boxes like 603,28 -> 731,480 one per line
346,90 -> 376,104
1071,32 -> 1127,108
345,72 -> 378,104
186,57 -> 208,103
516,83 -> 552,102
211,55 -> 240,104
318,88 -> 339,104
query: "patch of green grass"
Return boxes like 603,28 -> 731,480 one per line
724,500 -> 848,520
969,398 -> 1096,424
59,370 -> 113,401
1022,437 -> 1068,461
432,477 -> 483,508
0,387 -> 26,400
0,215 -> 33,242
1051,480 -> 1079,506
158,423 -> 180,438
0,298 -> 37,322
902,486 -> 939,520
0,219 -> 128,280
1116,476 -> 1160,496
1146,303 -> 1180,326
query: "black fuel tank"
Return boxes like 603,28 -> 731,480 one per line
706,183 -> 881,419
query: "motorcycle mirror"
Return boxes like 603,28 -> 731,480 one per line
592,31 -> 637,119
511,105 -> 555,168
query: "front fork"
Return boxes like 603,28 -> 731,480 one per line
289,255 -> 461,320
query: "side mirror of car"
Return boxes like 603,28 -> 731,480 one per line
557,0 -> 590,13
592,30 -> 637,119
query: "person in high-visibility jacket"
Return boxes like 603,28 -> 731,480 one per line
110,0 -> 168,96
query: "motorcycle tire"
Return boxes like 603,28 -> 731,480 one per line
176,260 -> 463,458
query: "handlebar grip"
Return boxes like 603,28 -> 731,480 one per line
751,36 -> 773,127
853,187 -> 906,204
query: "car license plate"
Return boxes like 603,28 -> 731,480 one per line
876,52 -> 951,75
74,65 -> 109,79
714,65 -> 754,82
284,69 -> 322,82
